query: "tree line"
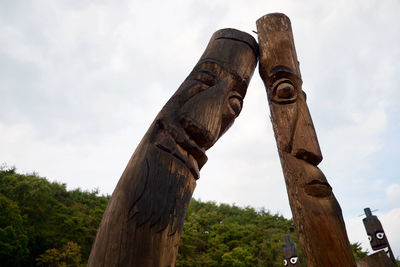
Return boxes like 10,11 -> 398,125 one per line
1,167 -> 373,266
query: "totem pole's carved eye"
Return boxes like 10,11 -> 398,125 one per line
283,259 -> 288,266
277,83 -> 295,99
290,256 -> 298,264
271,79 -> 297,104
368,235 -> 372,242
376,232 -> 385,240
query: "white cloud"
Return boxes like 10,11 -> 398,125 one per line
386,184 -> 400,203
379,208 -> 400,259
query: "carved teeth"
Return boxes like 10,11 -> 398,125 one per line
384,247 -> 390,258
375,247 -> 391,258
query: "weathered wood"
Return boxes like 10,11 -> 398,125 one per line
257,13 -> 356,267
362,208 -> 396,264
283,236 -> 300,266
87,29 -> 258,267
356,250 -> 397,267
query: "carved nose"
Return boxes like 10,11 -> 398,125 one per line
179,87 -> 224,149
291,102 -> 323,166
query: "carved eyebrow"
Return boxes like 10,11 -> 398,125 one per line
197,58 -> 223,65
194,58 -> 248,95
195,59 -> 223,71
270,65 -> 294,75
197,69 -> 217,79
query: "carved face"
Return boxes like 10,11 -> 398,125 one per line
283,248 -> 299,266
152,60 -> 251,180
363,210 -> 391,256
267,68 -> 322,165
266,68 -> 332,198
179,60 -> 247,148
150,29 -> 257,181
283,236 -> 300,266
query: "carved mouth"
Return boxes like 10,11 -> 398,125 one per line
373,247 -> 391,258
283,153 -> 332,198
153,130 -> 207,180
373,244 -> 389,251
304,179 -> 332,198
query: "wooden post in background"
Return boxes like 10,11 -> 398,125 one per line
88,29 -> 258,267
257,13 -> 356,267
362,208 -> 396,264
283,236 -> 300,267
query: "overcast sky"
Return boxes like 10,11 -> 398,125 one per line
1,0 -> 399,259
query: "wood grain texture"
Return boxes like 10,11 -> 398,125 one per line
87,28 -> 258,267
257,13 -> 356,267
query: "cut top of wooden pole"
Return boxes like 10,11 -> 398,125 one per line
200,28 -> 259,86
257,13 -> 301,83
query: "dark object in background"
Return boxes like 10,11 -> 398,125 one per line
362,208 -> 396,264
283,236 -> 300,266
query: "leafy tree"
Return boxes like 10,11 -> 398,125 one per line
2,167 -> 392,266
0,193 -> 29,266
0,168 -> 109,266
176,199 -> 306,267
351,242 -> 368,260
36,241 -> 83,267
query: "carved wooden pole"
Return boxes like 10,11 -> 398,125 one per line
363,208 -> 396,264
283,236 -> 300,267
88,29 -> 258,267
257,13 -> 356,266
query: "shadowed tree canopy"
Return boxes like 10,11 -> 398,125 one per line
0,168 -> 378,266
0,167 -> 109,266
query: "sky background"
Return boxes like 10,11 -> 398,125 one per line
1,0 -> 399,259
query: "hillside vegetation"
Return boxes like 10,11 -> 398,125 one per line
0,167 -> 369,266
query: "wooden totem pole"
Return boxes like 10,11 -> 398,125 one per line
283,236 -> 300,267
362,208 -> 396,264
88,29 -> 258,267
257,13 -> 356,266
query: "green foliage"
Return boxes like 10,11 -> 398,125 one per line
351,242 -> 369,260
0,193 -> 29,266
36,241 -> 83,267
176,199 -> 306,267
0,168 -> 109,266
1,167 -> 384,266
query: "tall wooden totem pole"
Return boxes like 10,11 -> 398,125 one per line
257,13 -> 356,266
363,208 -> 396,264
88,29 -> 258,266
